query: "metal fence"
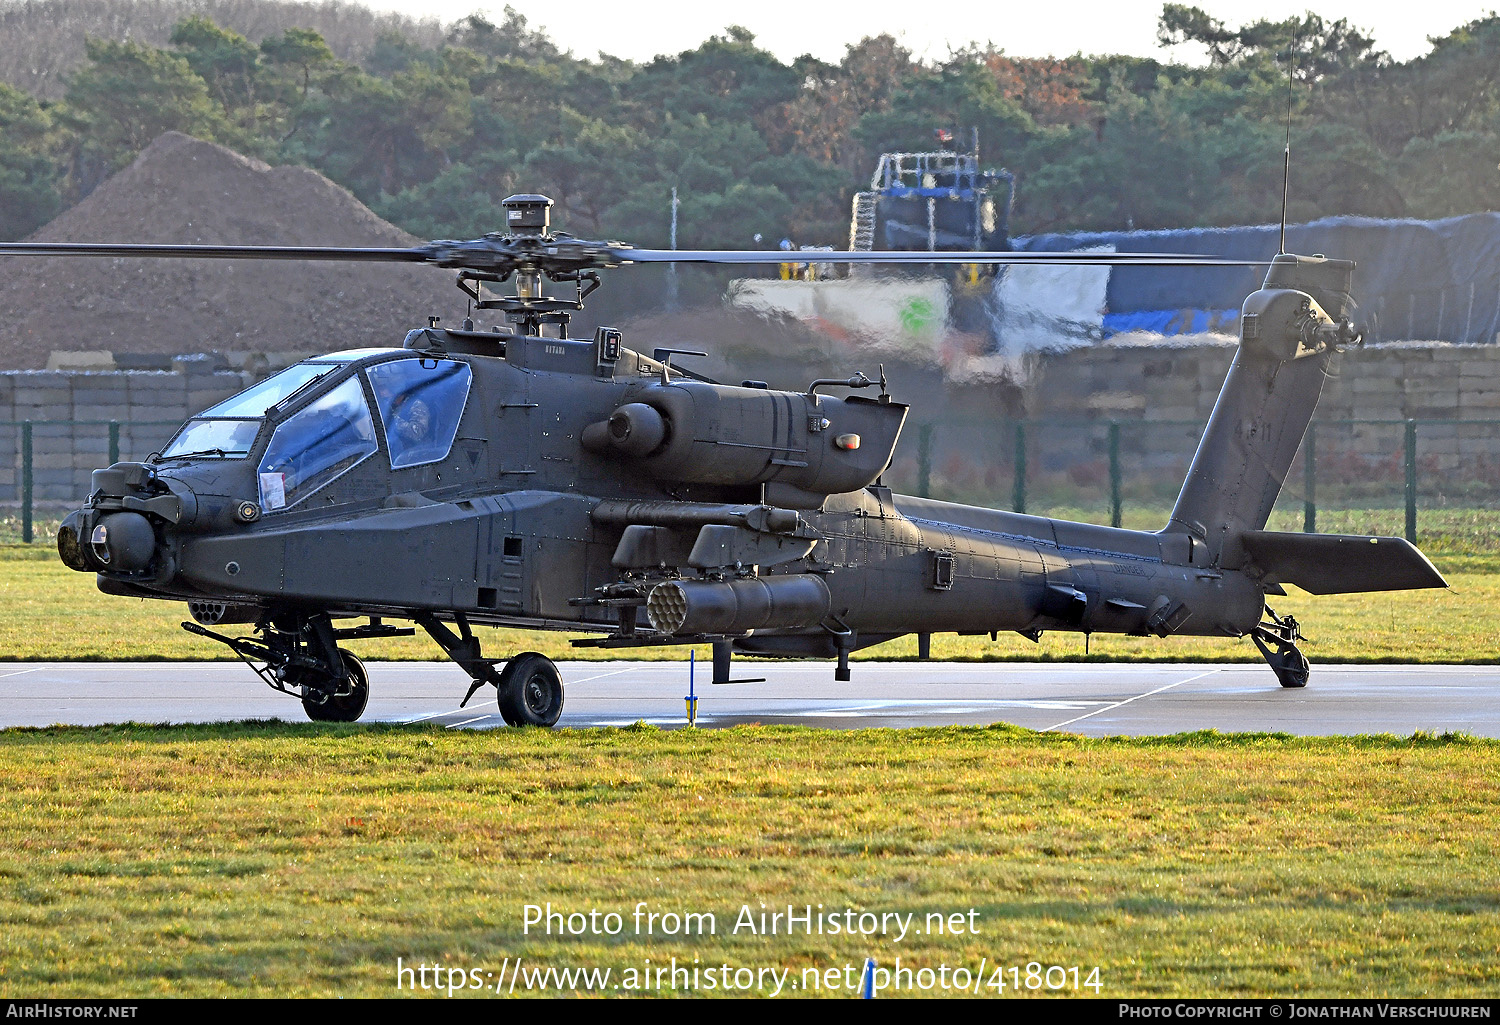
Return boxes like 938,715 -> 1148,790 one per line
879,416 -> 1500,545
3,419 -> 181,542
6,416 -> 1500,544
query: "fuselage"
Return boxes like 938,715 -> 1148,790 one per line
55,250 -> 1443,710
62,328 -> 1266,658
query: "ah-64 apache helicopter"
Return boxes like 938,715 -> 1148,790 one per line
4,194 -> 1446,726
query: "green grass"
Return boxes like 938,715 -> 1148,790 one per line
0,723 -> 1493,997
0,542 -> 1492,664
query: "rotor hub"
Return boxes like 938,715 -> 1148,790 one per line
502,194 -> 553,237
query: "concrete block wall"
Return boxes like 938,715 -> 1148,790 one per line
6,340 -> 1500,509
1025,341 -> 1500,423
901,340 -> 1500,505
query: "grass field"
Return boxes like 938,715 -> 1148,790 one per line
0,542 -> 1489,664
0,723 -> 1493,998
2,510 -> 1496,1000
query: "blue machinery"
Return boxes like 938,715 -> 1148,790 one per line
849,150 -> 1014,253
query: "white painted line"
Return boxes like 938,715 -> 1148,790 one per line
401,708 -> 460,724
396,665 -> 646,723
764,708 -> 976,718
1043,668 -> 1223,731
0,667 -> 43,681
447,715 -> 492,729
578,717 -> 691,727
0,663 -> 255,672
727,698 -> 1109,713
566,666 -> 649,685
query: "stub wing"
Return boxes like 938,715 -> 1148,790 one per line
1239,530 -> 1447,595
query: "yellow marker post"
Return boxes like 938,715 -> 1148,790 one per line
684,649 -> 699,726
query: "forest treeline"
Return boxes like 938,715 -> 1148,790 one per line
1,0 -> 1498,248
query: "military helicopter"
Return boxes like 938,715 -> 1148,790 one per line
4,194 -> 1446,726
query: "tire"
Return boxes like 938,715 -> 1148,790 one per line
497,652 -> 563,727
302,650 -> 370,722
1274,651 -> 1310,689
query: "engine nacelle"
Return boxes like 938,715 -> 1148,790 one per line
583,381 -> 907,498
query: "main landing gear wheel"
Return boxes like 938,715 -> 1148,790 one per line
301,649 -> 369,722
497,652 -> 564,727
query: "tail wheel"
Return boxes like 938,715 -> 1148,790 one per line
1251,613 -> 1310,690
497,652 -> 564,727
302,649 -> 369,722
1274,651 -> 1310,689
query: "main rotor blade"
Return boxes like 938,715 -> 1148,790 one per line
0,242 -> 431,262
620,249 -> 1268,267
0,239 -> 1270,271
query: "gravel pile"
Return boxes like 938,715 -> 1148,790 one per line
0,132 -> 460,370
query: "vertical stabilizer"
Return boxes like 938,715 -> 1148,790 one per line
1166,254 -> 1356,564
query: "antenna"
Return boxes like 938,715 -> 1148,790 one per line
1279,32 -> 1297,255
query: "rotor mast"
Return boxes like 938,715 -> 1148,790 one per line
454,194 -> 600,337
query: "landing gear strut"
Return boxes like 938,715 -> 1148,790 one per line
823,620 -> 856,682
416,611 -> 504,706
416,613 -> 565,727
182,609 -> 400,721
1251,607 -> 1309,688
710,640 -> 764,685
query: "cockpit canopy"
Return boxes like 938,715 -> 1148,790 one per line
366,357 -> 472,469
159,349 -> 474,512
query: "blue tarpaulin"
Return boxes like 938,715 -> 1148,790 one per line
1101,308 -> 1239,336
1014,214 -> 1500,343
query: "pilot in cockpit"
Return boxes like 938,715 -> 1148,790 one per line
389,393 -> 433,446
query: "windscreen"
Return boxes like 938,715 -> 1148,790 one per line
200,362 -> 344,419
257,376 -> 377,511
160,418 -> 260,458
